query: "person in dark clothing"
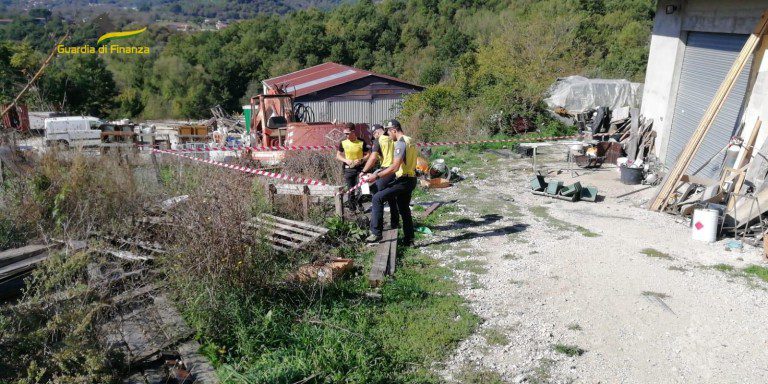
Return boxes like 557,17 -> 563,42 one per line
361,124 -> 399,229
335,123 -> 370,210
364,119 -> 417,246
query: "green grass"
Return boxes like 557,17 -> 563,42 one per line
502,253 -> 521,260
528,206 -> 599,237
668,265 -> 688,272
192,244 -> 479,384
553,344 -> 585,357
712,264 -> 735,272
455,259 -> 489,275
526,358 -> 555,384
744,265 -> 768,282
640,248 -> 673,260
642,291 -> 669,299
567,323 -> 582,331
455,364 -> 506,384
482,327 -> 510,346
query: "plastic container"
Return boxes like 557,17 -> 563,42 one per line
616,157 -> 628,175
619,166 -> 643,185
242,105 -> 252,134
691,208 -> 719,243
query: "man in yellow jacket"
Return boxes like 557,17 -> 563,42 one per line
336,123 -> 370,210
362,124 -> 399,229
364,119 -> 417,246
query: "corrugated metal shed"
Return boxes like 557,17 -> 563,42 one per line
264,62 -> 420,126
263,62 -> 422,98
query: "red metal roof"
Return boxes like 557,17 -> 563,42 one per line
262,62 -> 422,98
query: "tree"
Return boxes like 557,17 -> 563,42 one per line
40,55 -> 118,116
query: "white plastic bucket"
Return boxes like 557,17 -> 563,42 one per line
616,157 -> 628,174
691,208 -> 719,243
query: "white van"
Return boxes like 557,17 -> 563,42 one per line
44,116 -> 103,148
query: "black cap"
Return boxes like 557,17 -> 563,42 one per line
371,123 -> 384,131
385,119 -> 401,130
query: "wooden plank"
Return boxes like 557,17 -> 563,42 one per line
385,229 -> 398,276
261,214 -> 329,234
268,235 -> 303,249
650,11 -> 768,211
627,108 -> 640,161
0,253 -> 48,282
250,217 -> 321,238
104,249 -> 153,262
369,230 -> 397,286
177,340 -> 220,383
422,202 -> 442,218
736,119 -> 762,170
274,183 -> 340,197
110,283 -> 159,304
0,244 -> 53,268
727,120 -> 763,211
153,295 -> 194,342
268,227 -> 314,242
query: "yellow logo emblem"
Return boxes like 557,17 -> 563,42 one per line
96,27 -> 147,46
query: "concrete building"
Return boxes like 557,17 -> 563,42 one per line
642,0 -> 768,179
262,62 -> 423,126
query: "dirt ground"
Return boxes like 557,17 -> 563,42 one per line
415,145 -> 768,383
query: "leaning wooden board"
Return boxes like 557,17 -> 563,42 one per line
650,10 -> 768,211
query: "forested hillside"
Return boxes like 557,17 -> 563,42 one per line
0,0 -> 655,139
0,0 -> 347,20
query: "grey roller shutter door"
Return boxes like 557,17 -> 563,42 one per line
666,32 -> 752,179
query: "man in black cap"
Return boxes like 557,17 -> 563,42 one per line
335,123 -> 370,210
362,123 -> 399,229
364,119 -> 417,246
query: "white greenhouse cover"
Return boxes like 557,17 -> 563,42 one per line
543,76 -> 643,114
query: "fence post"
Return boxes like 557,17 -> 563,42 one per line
151,151 -> 162,184
267,184 -> 276,209
302,185 -> 310,221
334,187 -> 344,219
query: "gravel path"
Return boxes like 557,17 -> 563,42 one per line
418,152 -> 768,383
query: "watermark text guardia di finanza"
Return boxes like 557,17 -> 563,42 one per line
57,44 -> 150,55
58,27 -> 150,55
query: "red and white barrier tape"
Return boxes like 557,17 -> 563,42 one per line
153,149 -> 329,186
147,134 -> 580,153
153,134 -> 580,195
415,135 -> 578,147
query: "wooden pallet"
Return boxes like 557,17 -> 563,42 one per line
246,213 -> 329,253
267,183 -> 345,219
369,229 -> 398,287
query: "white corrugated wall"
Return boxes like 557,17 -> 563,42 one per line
296,98 -> 404,125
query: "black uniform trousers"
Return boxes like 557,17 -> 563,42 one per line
374,173 -> 399,229
370,176 -> 417,243
343,167 -> 362,208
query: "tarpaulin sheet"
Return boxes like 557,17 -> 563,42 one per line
544,76 -> 643,114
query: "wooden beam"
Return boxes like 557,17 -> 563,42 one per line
650,11 -> 768,211
385,229 -> 398,276
302,185 -> 310,221
1,34 -> 68,121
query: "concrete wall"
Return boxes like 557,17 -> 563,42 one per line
641,0 -> 768,162
640,1 -> 684,161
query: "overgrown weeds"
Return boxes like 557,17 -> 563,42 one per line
1,148 -> 479,383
